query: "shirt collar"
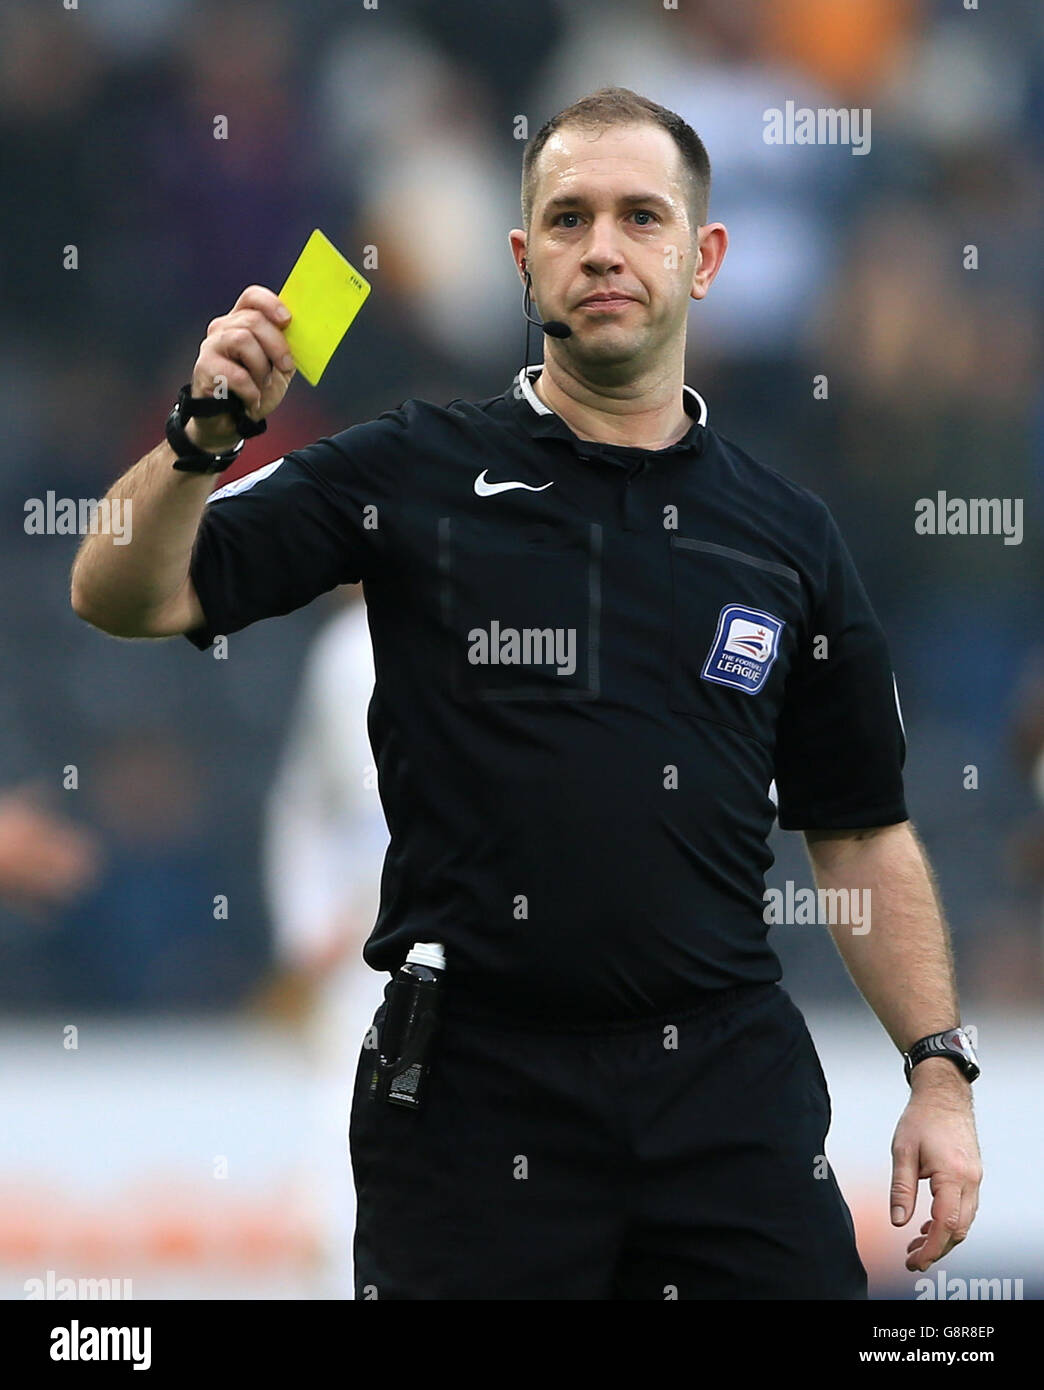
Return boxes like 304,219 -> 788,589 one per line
505,364 -> 708,459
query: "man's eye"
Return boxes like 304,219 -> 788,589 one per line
552,210 -> 658,227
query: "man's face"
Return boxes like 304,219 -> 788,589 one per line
518,122 -> 703,367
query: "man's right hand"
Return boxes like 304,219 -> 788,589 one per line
71,284 -> 298,638
187,284 -> 296,452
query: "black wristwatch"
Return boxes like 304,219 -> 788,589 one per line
165,384 -> 267,474
903,1026 -> 980,1084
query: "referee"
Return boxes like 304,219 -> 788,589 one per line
71,87 -> 982,1299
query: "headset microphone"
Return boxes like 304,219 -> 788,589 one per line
537,318 -> 572,339
522,268 -> 572,340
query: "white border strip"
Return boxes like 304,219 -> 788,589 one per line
517,365 -> 708,426
207,456 -> 286,504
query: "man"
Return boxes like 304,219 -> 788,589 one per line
71,86 -> 982,1299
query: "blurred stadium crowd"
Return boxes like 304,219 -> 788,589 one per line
0,0 -> 1041,1017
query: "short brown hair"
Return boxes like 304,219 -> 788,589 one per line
521,87 -> 711,231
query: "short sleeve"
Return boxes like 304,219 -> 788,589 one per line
183,412 -> 402,651
774,501 -> 908,830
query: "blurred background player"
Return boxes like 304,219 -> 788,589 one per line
0,785 -> 99,922
261,585 -> 388,1298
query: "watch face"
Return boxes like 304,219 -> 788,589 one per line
942,1027 -> 968,1055
941,1027 -> 980,1078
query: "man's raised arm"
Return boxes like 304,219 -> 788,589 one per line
70,285 -> 295,639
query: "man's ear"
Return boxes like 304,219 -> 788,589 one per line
690,223 -> 728,301
508,228 -> 528,283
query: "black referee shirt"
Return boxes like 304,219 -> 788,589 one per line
185,365 -> 907,1023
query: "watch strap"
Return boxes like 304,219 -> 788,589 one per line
176,383 -> 268,440
903,1027 -> 980,1083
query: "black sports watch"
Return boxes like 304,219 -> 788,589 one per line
903,1026 -> 980,1084
166,384 -> 267,474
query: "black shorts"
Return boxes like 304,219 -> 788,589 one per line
349,979 -> 867,1300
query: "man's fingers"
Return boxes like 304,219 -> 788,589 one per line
228,308 -> 295,373
905,1219 -> 931,1255
194,357 -> 261,414
907,1179 -> 963,1271
889,1140 -> 918,1224
197,325 -> 295,416
204,311 -> 294,378
952,1178 -> 979,1252
210,328 -> 272,396
178,284 -> 297,449
197,290 -> 296,415
228,283 -> 292,328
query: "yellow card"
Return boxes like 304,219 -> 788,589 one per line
278,229 -> 371,385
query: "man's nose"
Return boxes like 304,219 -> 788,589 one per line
580,218 -> 626,272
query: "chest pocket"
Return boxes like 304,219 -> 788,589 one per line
439,516 -> 602,701
669,537 -> 805,745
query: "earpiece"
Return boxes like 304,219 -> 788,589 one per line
519,256 -> 570,339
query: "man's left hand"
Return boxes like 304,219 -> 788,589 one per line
889,1062 -> 983,1272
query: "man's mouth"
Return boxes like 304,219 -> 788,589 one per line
577,293 -> 636,310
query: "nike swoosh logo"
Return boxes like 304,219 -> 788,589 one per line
474,470 -> 554,497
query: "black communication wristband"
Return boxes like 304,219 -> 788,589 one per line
166,384 -> 267,474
